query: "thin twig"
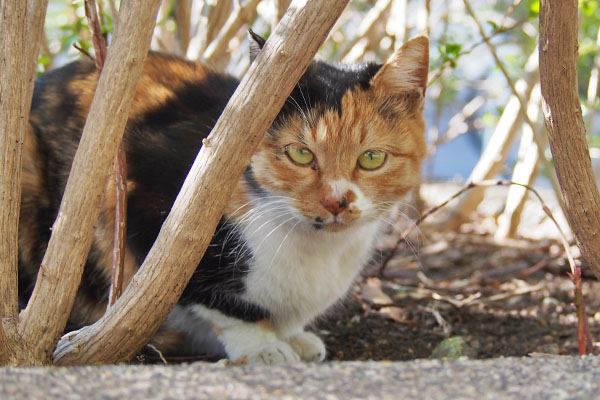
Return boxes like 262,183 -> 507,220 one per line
145,344 -> 167,364
84,0 -> 107,71
72,43 -> 95,62
109,148 -> 127,307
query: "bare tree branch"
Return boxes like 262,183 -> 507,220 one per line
0,0 -> 49,366
273,0 -> 291,25
339,0 -> 392,63
187,0 -> 231,59
439,51 -> 539,230
108,150 -> 127,308
18,0 -> 162,364
431,96 -> 485,149
54,0 -> 350,365
496,84 -> 543,239
540,0 -> 600,281
84,0 -> 107,70
83,0 -> 127,309
174,0 -> 193,55
0,322 -> 9,362
387,0 -> 408,51
0,0 -> 28,328
202,0 -> 262,63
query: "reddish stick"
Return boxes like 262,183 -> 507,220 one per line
83,0 -> 126,307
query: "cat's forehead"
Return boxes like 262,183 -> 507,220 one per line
283,60 -> 382,118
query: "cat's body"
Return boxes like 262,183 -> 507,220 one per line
19,35 -> 429,364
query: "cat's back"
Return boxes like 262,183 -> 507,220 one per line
30,52 -> 237,138
27,52 -> 239,197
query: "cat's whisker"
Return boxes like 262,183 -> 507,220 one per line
239,206 -> 294,235
221,204 -> 293,254
286,95 -> 311,126
266,220 -> 301,271
228,202 -> 289,229
229,208 -> 298,262
246,215 -> 298,259
224,197 -> 292,228
224,196 -> 293,221
297,85 -> 313,125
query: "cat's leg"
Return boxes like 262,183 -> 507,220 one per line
285,330 -> 326,362
190,305 -> 300,365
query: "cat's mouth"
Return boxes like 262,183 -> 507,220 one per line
311,217 -> 352,232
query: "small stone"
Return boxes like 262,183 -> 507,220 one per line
429,336 -> 473,359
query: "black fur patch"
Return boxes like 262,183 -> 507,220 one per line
275,61 -> 382,122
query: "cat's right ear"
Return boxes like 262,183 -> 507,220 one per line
370,36 -> 429,118
371,36 -> 429,97
249,30 -> 267,63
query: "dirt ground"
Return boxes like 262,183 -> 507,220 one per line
318,229 -> 600,361
140,184 -> 600,363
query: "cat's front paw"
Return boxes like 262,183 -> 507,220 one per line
239,341 -> 301,365
286,331 -> 326,362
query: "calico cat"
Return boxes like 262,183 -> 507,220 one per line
19,33 -> 428,364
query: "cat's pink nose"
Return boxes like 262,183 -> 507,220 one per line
321,196 -> 348,216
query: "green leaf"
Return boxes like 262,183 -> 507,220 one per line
437,43 -> 462,69
580,0 -> 599,16
525,0 -> 540,17
37,56 -> 51,66
445,43 -> 462,57
77,40 -> 91,53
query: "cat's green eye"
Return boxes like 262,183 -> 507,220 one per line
358,150 -> 386,170
286,145 -> 314,165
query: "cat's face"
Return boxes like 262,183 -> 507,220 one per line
242,37 -> 428,232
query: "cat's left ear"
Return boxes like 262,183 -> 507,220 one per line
249,30 -> 266,63
371,36 -> 429,98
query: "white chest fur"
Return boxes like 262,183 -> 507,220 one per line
239,211 -> 381,337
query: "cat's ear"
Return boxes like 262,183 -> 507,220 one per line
371,36 -> 429,97
249,30 -> 267,64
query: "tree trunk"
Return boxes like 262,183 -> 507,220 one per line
0,0 -> 49,366
539,0 -> 600,280
16,0 -> 162,365
53,0 -> 350,365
